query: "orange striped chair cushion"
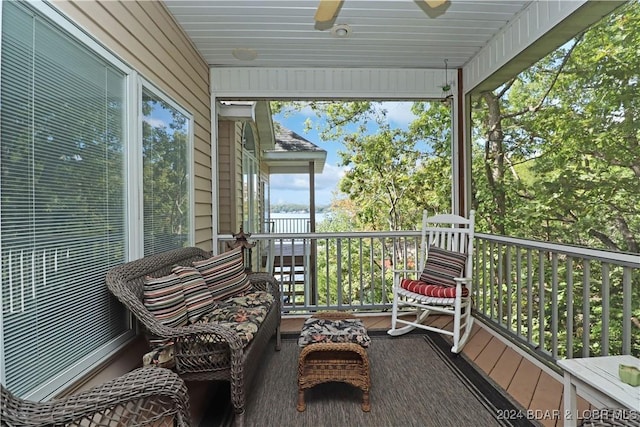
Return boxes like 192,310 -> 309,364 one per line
400,278 -> 469,298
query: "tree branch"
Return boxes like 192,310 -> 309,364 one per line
588,229 -> 620,251
502,35 -> 584,120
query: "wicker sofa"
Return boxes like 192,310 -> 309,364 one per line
105,247 -> 281,427
1,367 -> 190,426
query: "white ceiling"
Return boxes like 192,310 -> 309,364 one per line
163,0 -> 532,70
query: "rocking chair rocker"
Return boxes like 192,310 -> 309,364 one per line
387,210 -> 475,353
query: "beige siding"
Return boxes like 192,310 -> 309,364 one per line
52,0 -> 213,251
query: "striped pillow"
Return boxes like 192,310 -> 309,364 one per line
172,265 -> 215,324
193,247 -> 251,301
419,246 -> 467,288
143,273 -> 188,328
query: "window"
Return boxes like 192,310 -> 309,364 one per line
142,87 -> 193,256
0,2 -> 195,399
0,1 -> 130,397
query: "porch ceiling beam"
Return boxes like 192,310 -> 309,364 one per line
465,0 -> 626,93
217,101 -> 256,121
211,67 -> 450,100
263,150 -> 326,174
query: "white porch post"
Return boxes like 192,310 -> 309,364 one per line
211,94 -> 220,254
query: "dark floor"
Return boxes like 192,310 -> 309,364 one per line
187,314 -> 593,427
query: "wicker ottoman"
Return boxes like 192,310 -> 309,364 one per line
297,312 -> 371,412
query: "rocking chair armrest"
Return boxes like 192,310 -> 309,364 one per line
1,368 -> 191,427
453,278 -> 472,298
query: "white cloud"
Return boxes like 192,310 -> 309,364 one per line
316,163 -> 346,190
380,102 -> 416,128
143,117 -> 167,128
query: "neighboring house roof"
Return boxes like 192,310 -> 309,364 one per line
264,127 -> 327,174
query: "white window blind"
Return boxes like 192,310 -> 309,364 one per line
142,88 -> 192,256
1,2 -> 129,397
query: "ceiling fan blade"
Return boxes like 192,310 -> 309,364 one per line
425,0 -> 447,7
315,0 -> 343,22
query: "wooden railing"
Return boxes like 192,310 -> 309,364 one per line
219,231 -> 640,361
473,233 -> 640,360
264,217 -> 310,233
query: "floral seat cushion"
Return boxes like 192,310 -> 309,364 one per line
298,316 -> 371,348
199,290 -> 275,348
143,290 -> 275,368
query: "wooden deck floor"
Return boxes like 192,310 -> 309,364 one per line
188,313 -> 596,427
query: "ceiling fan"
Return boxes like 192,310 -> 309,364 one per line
314,0 -> 447,22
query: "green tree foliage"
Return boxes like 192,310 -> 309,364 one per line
272,101 -> 452,232
470,1 -> 639,356
339,126 -> 425,231
472,3 -> 639,252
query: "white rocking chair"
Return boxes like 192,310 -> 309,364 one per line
387,210 -> 475,353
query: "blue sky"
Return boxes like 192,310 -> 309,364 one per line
270,102 -> 418,208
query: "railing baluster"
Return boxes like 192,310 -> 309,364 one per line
601,263 -> 610,356
506,245 -> 512,329
482,239 -> 487,315
538,251 -> 545,351
370,238 -> 376,304
551,253 -> 558,359
582,260 -> 590,358
347,238 -> 353,306
622,267 -> 632,355
527,249 -> 533,344
337,238 -> 343,308
498,243 -> 504,325
489,241 -> 495,320
473,241 -> 479,309
359,238 -> 364,305
566,257 -> 574,358
516,248 -> 522,337
303,237 -> 310,307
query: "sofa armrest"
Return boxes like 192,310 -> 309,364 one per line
247,272 -> 281,307
1,368 -> 191,427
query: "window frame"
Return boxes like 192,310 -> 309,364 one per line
135,78 -> 195,258
0,0 -> 195,400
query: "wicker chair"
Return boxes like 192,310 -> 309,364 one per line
1,367 -> 191,426
105,247 -> 281,427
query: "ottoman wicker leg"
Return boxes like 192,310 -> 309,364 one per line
297,389 -> 306,412
297,313 -> 371,412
